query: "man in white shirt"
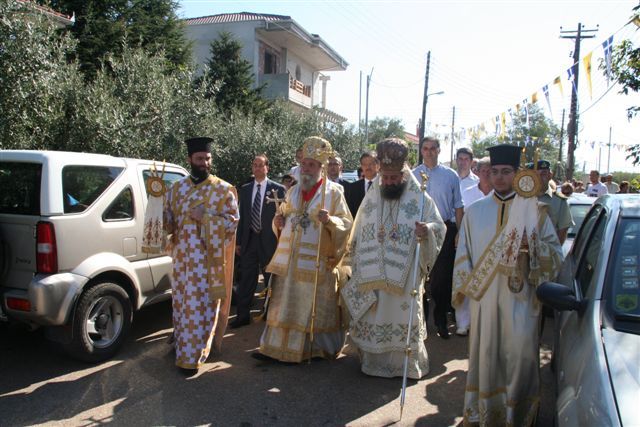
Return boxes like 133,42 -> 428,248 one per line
604,174 -> 620,194
456,147 -> 479,193
457,156 -> 493,336
585,170 -> 608,197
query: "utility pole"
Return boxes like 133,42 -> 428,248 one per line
418,51 -> 431,164
607,126 -> 612,173
450,106 -> 456,166
556,109 -> 566,180
560,23 -> 598,181
598,143 -> 602,171
358,71 -> 362,134
363,67 -> 374,152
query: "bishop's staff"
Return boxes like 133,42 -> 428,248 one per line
399,171 -> 429,420
307,137 -> 334,362
257,192 -> 286,321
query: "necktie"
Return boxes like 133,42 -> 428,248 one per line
367,181 -> 372,192
250,183 -> 262,233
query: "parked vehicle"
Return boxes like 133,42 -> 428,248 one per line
562,193 -> 596,256
341,170 -> 359,183
537,194 -> 640,427
0,151 -> 187,361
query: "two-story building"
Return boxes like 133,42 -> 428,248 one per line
17,0 -> 74,28
184,12 -> 348,122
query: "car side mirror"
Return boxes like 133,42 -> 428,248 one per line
536,281 -> 586,313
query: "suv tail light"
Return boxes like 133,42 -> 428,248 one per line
36,221 -> 58,274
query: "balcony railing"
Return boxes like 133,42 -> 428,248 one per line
289,76 -> 311,97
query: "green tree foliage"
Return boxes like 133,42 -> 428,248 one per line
211,105 -> 362,187
39,0 -> 191,78
605,6 -> 640,165
365,117 -> 405,145
197,32 -> 269,116
0,0 -> 82,149
1,3 -> 362,188
67,46 -> 218,162
472,105 -> 561,174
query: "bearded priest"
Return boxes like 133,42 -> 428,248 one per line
255,136 -> 353,363
341,138 -> 445,379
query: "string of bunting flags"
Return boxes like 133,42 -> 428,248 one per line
435,15 -> 640,150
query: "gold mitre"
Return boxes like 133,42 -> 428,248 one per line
377,137 -> 408,172
302,136 -> 333,164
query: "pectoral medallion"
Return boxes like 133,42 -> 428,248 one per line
389,224 -> 399,243
292,211 -> 311,234
508,276 -> 524,293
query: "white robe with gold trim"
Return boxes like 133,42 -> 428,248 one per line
164,176 -> 238,369
452,193 -> 562,426
261,180 -> 352,362
341,172 -> 445,379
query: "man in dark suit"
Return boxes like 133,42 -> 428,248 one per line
346,151 -> 379,217
327,155 -> 351,189
231,154 -> 285,328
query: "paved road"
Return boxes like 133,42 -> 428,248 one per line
0,301 -> 555,426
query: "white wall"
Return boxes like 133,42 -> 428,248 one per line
184,21 -> 260,79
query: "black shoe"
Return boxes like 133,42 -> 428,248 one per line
230,317 -> 250,329
251,352 -> 276,362
436,324 -> 450,339
179,367 -> 198,377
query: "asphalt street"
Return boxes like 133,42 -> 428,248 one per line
0,300 -> 555,426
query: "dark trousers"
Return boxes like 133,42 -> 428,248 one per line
425,221 -> 457,328
235,231 -> 271,321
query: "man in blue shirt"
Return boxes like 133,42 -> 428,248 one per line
413,136 -> 464,339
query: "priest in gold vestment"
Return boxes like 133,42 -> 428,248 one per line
164,137 -> 239,373
452,144 -> 562,426
341,138 -> 445,379
257,136 -> 353,363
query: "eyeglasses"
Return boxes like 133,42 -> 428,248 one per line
490,168 -> 515,176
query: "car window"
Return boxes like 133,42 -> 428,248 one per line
576,210 -> 607,298
103,187 -> 134,221
0,162 -> 42,215
62,166 -> 124,214
571,204 -> 603,261
142,170 -> 185,195
607,218 -> 640,321
567,203 -> 593,237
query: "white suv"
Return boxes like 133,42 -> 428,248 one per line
0,150 -> 187,361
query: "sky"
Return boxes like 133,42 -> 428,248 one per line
177,0 -> 640,174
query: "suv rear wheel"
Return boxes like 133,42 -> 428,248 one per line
65,282 -> 132,362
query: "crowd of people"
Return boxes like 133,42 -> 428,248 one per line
557,169 -> 633,197
160,134 -> 631,426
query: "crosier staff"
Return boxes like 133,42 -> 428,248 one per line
307,139 -> 334,363
399,171 -> 429,420
256,192 -> 287,321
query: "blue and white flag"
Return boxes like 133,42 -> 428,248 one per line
542,84 -> 552,115
602,35 -> 614,85
522,98 -> 530,128
567,65 -> 577,92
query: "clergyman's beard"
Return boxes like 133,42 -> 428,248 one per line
190,164 -> 209,180
301,173 -> 320,191
380,181 -> 407,200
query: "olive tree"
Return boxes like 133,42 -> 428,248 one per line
0,0 -> 82,150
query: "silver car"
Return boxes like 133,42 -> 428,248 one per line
537,194 -> 640,426
562,194 -> 596,256
0,151 -> 187,361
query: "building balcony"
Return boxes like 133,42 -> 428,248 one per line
259,73 -> 312,109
